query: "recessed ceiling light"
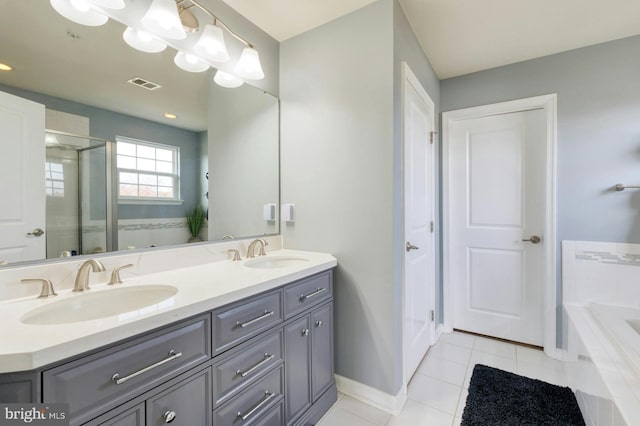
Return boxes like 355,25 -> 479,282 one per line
164,113 -> 177,119
0,63 -> 13,71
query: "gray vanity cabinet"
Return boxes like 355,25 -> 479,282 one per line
96,404 -> 144,426
0,268 -> 336,426
284,301 -> 334,425
284,316 -> 312,423
311,304 -> 334,401
146,368 -> 211,426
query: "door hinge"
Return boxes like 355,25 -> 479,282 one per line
430,310 -> 435,322
430,221 -> 434,233
429,131 -> 438,144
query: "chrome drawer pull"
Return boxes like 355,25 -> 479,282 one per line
236,311 -> 274,328
236,353 -> 275,378
163,410 -> 176,423
237,391 -> 275,421
111,350 -> 182,385
299,287 -> 326,301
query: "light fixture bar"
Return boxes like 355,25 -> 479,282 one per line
178,0 -> 252,48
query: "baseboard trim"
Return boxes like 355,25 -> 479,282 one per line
334,374 -> 407,416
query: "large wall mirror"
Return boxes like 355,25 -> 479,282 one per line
0,2 -> 279,265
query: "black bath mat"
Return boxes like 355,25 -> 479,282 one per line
461,364 -> 585,426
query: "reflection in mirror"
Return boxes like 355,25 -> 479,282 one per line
0,2 -> 279,265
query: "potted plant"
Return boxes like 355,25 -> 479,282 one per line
186,205 -> 206,243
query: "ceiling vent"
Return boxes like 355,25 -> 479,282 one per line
127,77 -> 161,91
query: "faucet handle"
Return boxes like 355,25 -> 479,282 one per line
108,264 -> 134,285
22,278 -> 57,299
228,249 -> 242,262
258,239 -> 268,256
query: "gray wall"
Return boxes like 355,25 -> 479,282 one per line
392,0 -> 441,389
0,83 -> 203,220
207,84 -> 279,240
440,34 -> 640,346
281,0 -> 425,396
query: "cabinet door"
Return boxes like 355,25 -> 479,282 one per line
97,404 -> 144,426
284,316 -> 311,424
311,304 -> 333,401
146,368 -> 211,426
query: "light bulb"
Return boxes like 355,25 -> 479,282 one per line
174,52 -> 209,73
214,70 -> 243,88
138,30 -> 152,42
185,53 -> 199,64
123,27 -> 167,53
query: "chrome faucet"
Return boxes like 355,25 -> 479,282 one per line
246,239 -> 268,258
73,259 -> 105,292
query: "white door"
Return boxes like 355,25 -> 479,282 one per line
403,63 -> 436,382
449,109 -> 546,346
0,90 -> 46,263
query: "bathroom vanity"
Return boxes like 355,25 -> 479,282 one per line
0,248 -> 336,426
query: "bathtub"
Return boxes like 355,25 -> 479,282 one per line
591,303 -> 640,376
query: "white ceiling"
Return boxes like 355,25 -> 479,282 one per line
221,0 -> 378,41
223,0 -> 640,79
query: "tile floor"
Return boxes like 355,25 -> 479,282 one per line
317,331 -> 570,426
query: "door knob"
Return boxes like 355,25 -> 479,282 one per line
522,235 -> 542,244
406,242 -> 419,252
27,228 -> 44,237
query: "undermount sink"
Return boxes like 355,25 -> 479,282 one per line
244,256 -> 310,269
20,285 -> 178,325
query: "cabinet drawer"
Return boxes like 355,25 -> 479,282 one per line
213,330 -> 283,408
253,400 -> 284,426
146,368 -> 212,426
43,315 -> 211,425
284,271 -> 332,318
93,403 -> 144,426
212,290 -> 282,355
214,367 -> 283,426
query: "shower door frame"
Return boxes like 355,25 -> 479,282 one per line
46,129 -> 118,254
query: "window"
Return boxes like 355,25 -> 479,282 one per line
116,137 -> 180,203
45,161 -> 64,197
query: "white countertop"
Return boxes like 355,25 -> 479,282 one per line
0,249 -> 337,373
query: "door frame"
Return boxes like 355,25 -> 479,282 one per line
401,61 -> 437,384
442,94 -> 558,358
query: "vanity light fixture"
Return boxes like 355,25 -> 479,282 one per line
163,113 -> 177,119
141,0 -> 187,40
0,63 -> 12,71
123,27 -> 167,53
235,47 -> 264,80
174,51 -> 209,72
50,0 -> 109,26
50,0 -> 265,86
214,70 -> 243,88
194,23 -> 229,63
